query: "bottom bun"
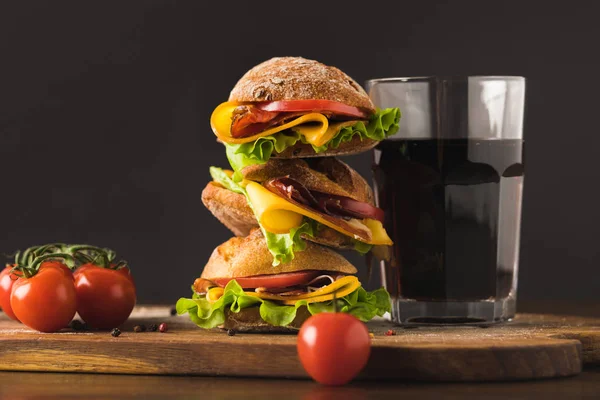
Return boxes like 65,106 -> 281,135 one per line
218,306 -> 312,333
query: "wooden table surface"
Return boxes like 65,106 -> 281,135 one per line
1,301 -> 598,398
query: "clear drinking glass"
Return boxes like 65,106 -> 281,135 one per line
367,77 -> 525,325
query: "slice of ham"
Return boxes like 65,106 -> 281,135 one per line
229,104 -> 365,139
255,287 -> 307,296
311,191 -> 385,223
263,177 -> 373,242
230,105 -> 306,138
264,177 -> 384,222
255,274 -> 345,296
305,274 -> 335,287
230,106 -> 280,138
193,278 -> 217,295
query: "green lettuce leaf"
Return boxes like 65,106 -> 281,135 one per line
263,220 -> 318,266
209,166 -> 246,195
224,107 -> 401,176
225,132 -> 302,181
176,280 -> 392,329
208,166 -> 318,266
353,240 -> 373,255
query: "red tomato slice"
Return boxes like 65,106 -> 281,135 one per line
211,270 -> 323,289
255,100 -> 370,119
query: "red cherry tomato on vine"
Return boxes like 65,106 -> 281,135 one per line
0,265 -> 22,321
10,262 -> 77,332
74,264 -> 136,329
297,313 -> 371,386
40,260 -> 73,278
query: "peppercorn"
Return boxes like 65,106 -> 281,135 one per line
384,329 -> 396,336
133,325 -> 146,333
227,329 -> 235,336
170,307 -> 177,316
111,328 -> 121,337
69,320 -> 85,331
148,324 -> 158,332
159,323 -> 168,333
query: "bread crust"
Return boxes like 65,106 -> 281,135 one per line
229,57 -> 375,113
202,182 -> 256,237
201,229 -> 357,280
218,306 -> 310,333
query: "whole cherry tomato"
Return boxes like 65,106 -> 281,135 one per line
10,262 -> 77,332
74,263 -> 136,329
0,265 -> 22,321
40,260 -> 74,278
297,313 -> 371,386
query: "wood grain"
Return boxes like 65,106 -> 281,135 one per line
0,306 -> 596,381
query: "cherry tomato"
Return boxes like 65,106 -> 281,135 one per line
297,313 -> 371,385
0,265 -> 22,321
212,270 -> 321,289
74,264 -> 136,329
40,260 -> 73,278
256,100 -> 370,119
10,262 -> 77,332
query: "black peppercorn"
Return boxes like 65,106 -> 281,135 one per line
148,324 -> 158,332
227,329 -> 235,336
111,328 -> 121,337
69,320 -> 85,331
170,307 -> 177,316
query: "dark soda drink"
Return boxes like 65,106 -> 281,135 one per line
373,139 -> 524,302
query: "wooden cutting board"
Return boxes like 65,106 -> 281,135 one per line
0,306 -> 598,382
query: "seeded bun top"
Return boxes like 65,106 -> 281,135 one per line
229,57 -> 376,114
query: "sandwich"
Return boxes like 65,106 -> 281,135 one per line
177,56 -> 397,332
210,57 -> 400,176
203,157 -> 393,265
176,229 -> 391,332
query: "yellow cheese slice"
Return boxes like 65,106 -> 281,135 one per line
293,120 -> 356,148
211,101 -> 329,145
247,276 -> 360,305
208,276 -> 361,306
245,182 -> 393,245
362,219 -> 392,245
206,287 -> 224,303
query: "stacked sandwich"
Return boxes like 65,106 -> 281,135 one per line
177,57 -> 401,332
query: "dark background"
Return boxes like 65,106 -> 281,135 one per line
1,1 -> 598,305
